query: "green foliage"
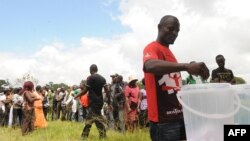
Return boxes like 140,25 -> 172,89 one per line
234,76 -> 246,84
0,79 -> 8,92
45,82 -> 70,91
137,81 -> 144,89
0,121 -> 150,141
0,79 -> 8,87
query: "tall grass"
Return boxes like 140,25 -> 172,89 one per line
0,121 -> 151,141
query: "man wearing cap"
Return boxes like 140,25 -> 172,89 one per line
143,15 -> 209,141
110,74 -> 126,132
124,76 -> 140,132
105,73 -> 118,130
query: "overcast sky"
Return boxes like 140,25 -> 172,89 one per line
0,0 -> 250,86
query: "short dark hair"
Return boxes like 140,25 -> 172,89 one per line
36,85 -> 42,92
159,15 -> 179,25
216,54 -> 224,60
90,64 -> 98,73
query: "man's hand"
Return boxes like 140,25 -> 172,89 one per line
186,62 -> 210,80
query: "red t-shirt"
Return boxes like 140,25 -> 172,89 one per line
143,41 -> 183,123
124,85 -> 139,104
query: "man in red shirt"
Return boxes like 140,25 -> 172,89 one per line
143,15 -> 209,141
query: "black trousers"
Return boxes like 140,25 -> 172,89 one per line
12,108 -> 23,127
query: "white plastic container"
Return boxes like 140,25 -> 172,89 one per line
232,84 -> 250,124
177,83 -> 240,141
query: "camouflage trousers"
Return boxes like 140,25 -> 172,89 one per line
81,107 -> 107,139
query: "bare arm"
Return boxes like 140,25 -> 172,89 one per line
125,96 -> 131,112
144,59 -> 187,75
210,70 -> 219,83
74,87 -> 88,99
24,92 -> 39,103
144,59 -> 209,80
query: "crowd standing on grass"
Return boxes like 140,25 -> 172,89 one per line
0,14 -> 239,141
0,72 -> 149,138
0,57 -> 236,140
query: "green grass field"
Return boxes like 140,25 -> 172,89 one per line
0,121 -> 151,141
